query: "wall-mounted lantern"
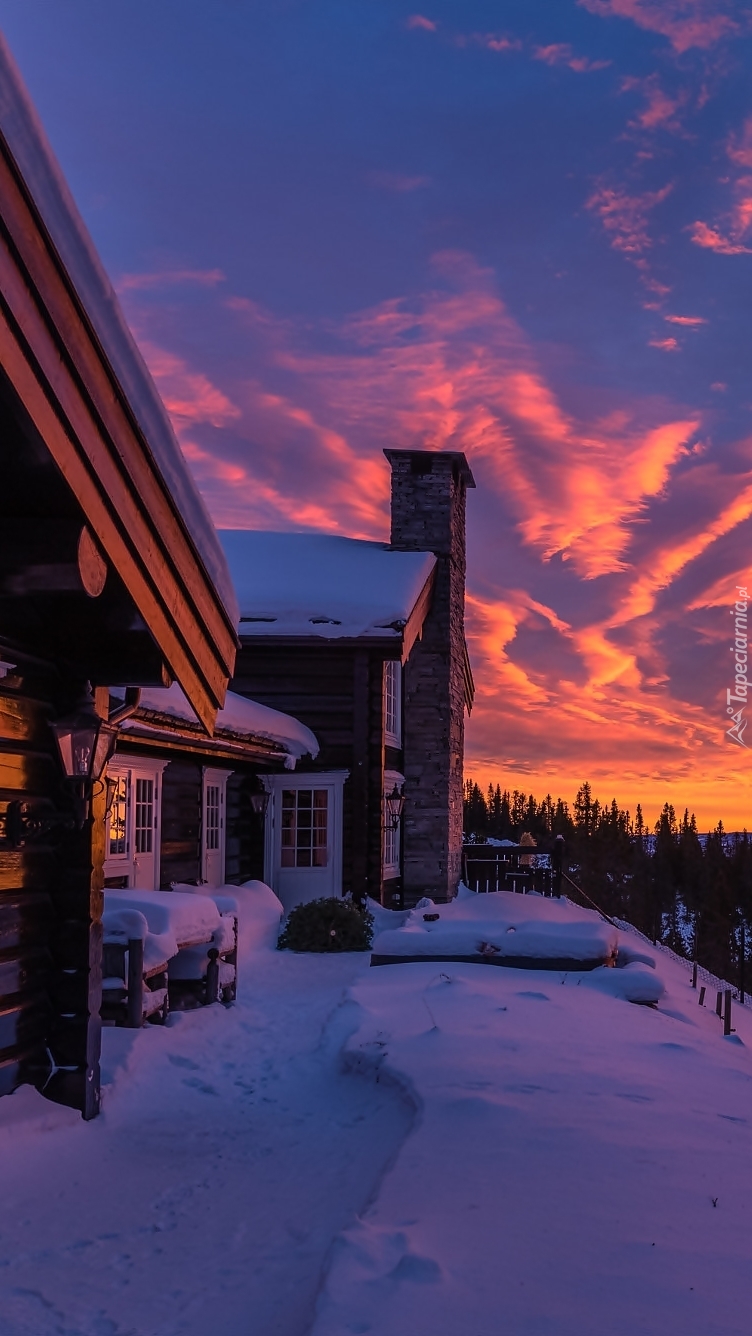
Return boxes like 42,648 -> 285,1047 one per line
384,783 -> 405,831
250,790 -> 270,821
50,689 -> 118,827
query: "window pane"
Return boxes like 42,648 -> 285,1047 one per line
205,783 -> 220,851
108,775 -> 128,856
134,778 -> 154,854
280,788 -> 329,867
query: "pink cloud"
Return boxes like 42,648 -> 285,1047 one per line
116,268 -> 225,292
586,181 -> 672,255
621,74 -> 687,133
534,43 -> 611,72
664,314 -> 707,325
649,336 -> 680,350
578,0 -> 742,54
688,220 -> 752,254
406,15 -> 436,31
366,171 -> 431,193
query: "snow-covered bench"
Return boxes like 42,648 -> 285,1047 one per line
102,888 -> 238,1026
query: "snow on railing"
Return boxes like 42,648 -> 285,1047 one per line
614,917 -> 752,1012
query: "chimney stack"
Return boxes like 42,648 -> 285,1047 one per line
384,450 -> 475,902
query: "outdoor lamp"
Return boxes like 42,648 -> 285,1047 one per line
250,790 -> 270,819
50,688 -> 118,826
384,784 -> 405,830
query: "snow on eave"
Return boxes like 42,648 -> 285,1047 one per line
220,531 -> 437,641
0,38 -> 239,628
113,683 -> 319,764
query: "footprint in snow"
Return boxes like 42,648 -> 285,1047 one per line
167,1054 -> 200,1070
517,991 -> 550,1002
183,1076 -> 219,1095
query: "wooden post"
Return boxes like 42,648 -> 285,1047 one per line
206,948 -> 220,1005
44,683 -> 107,1120
692,961 -> 697,989
126,938 -> 144,1028
740,921 -> 746,1006
724,990 -> 733,1037
716,990 -> 723,1017
698,986 -> 706,1006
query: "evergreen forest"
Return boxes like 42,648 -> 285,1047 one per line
464,779 -> 752,992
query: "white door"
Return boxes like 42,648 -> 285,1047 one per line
264,772 -> 347,914
104,760 -> 166,890
202,768 -> 232,887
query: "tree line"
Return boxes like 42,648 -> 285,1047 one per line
464,779 -> 752,990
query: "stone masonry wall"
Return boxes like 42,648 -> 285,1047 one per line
385,451 -> 472,903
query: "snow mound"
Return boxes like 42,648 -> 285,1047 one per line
172,880 -> 284,958
104,888 -> 222,971
372,889 -> 618,964
579,962 -> 665,1004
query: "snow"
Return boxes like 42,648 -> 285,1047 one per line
219,531 -> 436,639
171,879 -> 284,955
104,888 -> 222,971
114,681 -> 318,763
0,38 -> 238,626
372,888 -> 618,964
4,893 -> 752,1334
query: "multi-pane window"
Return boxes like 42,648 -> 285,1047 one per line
205,784 -> 220,851
108,774 -> 128,857
281,788 -> 328,867
383,817 -> 400,873
384,660 -> 401,746
134,778 -> 154,855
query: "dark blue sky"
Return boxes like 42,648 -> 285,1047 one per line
5,0 -> 752,823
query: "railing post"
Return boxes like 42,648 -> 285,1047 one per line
206,947 -> 220,1005
724,990 -> 733,1037
691,961 -> 697,989
698,986 -> 706,1007
716,990 -> 723,1017
126,938 -> 144,1028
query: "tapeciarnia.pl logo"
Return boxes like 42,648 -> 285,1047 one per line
727,585 -> 749,748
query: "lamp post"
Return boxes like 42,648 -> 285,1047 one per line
250,790 -> 270,821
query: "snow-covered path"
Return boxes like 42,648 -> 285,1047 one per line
0,953 -> 412,1336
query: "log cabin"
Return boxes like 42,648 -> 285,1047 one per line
0,42 -> 238,1117
221,449 -> 475,911
105,684 -> 318,891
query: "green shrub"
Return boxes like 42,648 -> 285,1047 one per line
277,897 -> 374,953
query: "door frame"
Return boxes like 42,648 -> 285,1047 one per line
263,771 -> 349,903
103,756 -> 168,890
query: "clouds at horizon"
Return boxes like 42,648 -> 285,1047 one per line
4,0 -> 752,826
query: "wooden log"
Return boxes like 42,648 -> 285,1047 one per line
126,938 -> 144,1028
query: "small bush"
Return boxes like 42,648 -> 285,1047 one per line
277,897 -> 374,953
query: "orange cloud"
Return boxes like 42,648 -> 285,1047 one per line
578,0 -> 742,53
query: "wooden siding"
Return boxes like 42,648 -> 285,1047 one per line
225,775 -> 264,886
0,663 -> 102,1113
232,642 -> 397,903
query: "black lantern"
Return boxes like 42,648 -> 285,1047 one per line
250,790 -> 270,820
384,783 -> 405,830
50,688 -> 118,826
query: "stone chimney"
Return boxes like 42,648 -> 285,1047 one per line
384,449 -> 475,903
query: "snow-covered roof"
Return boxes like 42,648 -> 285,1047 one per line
115,682 -> 318,763
0,38 -> 238,628
219,532 -> 436,639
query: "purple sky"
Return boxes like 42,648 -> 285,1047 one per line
5,0 -> 752,826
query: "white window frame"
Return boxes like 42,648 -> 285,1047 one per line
383,659 -> 402,748
201,767 -> 233,886
104,757 -> 167,890
383,768 -> 404,878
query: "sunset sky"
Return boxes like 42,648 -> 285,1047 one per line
5,1 -> 752,829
